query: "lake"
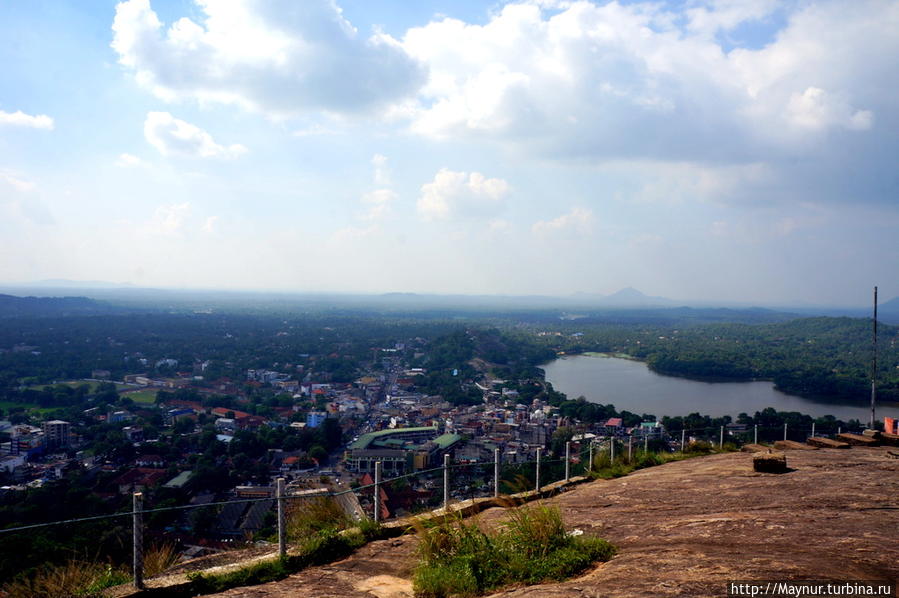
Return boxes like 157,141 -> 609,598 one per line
542,354 -> 899,422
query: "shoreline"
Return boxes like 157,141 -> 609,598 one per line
545,352 -> 899,413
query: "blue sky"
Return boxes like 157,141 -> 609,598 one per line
1,0 -> 897,305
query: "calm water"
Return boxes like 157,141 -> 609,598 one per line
542,354 -> 899,422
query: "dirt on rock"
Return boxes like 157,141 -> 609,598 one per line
206,447 -> 899,598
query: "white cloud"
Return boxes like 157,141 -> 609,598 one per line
786,87 -> 873,132
684,0 -> 780,38
372,154 -> 391,186
0,109 -> 54,130
201,215 -> 219,233
115,153 -> 149,167
401,0 -> 895,159
532,207 -> 595,237
0,172 -> 53,225
418,168 -> 509,220
145,202 -> 191,235
111,0 -> 425,116
144,111 -> 246,158
0,172 -> 36,193
361,188 -> 398,221
488,218 -> 511,233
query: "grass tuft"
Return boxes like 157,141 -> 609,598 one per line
412,504 -> 615,597
0,560 -> 129,598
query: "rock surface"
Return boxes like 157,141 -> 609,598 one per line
206,447 -> 899,598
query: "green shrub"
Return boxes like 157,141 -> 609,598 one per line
412,504 -> 616,597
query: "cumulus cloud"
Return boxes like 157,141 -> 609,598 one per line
786,87 -> 873,132
372,154 -> 391,186
418,169 -> 509,220
115,153 -> 149,167
532,207 -> 595,237
111,0 -> 425,116
0,172 -> 37,193
145,202 -> 191,235
201,215 -> 219,233
0,171 -> 53,225
401,0 -> 894,157
0,109 -> 54,130
144,111 -> 246,158
361,188 -> 398,221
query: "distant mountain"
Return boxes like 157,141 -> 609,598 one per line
880,296 -> 899,324
595,287 -> 677,307
0,294 -> 117,317
30,279 -> 135,289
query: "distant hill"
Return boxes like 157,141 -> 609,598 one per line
29,279 -> 135,289
594,287 -> 677,307
881,296 -> 899,324
0,294 -> 117,317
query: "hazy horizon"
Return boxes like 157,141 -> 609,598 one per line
2,0 -> 897,306
0,279 -> 889,311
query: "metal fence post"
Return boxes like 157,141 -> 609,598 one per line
610,437 -> 615,463
811,422 -> 816,439
643,434 -> 648,453
564,441 -> 570,482
628,435 -> 633,461
838,426 -> 841,436
373,461 -> 382,523
588,440 -> 594,473
276,477 -> 286,558
754,424 -> 758,445
133,492 -> 144,590
680,429 -> 686,452
783,422 -> 788,441
443,454 -> 450,511
494,448 -> 500,498
719,425 -> 724,449
535,448 -> 541,492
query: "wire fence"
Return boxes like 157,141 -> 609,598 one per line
0,422 -> 868,589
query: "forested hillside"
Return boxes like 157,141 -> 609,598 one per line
540,317 -> 898,403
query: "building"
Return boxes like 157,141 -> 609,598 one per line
885,417 -> 898,436
344,427 -> 461,475
42,420 -> 71,450
306,411 -> 328,428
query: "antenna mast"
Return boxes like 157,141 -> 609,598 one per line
870,286 -> 877,429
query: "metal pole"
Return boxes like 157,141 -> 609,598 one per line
719,425 -> 724,449
680,429 -> 686,452
811,422 -> 816,439
132,492 -> 144,589
628,435 -> 633,461
754,424 -> 758,445
871,285 -> 878,429
588,440 -> 594,473
838,426 -> 842,436
374,461 -> 382,522
443,454 -> 450,511
610,437 -> 615,462
494,448 -> 500,498
564,441 -> 571,482
535,448 -> 541,492
276,477 -> 286,558
643,434 -> 648,453
783,422 -> 788,441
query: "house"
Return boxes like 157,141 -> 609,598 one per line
135,454 -> 165,468
112,468 -> 167,494
885,417 -> 898,436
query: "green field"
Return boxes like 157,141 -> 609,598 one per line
25,380 -> 129,392
121,389 -> 158,404
0,401 -> 57,416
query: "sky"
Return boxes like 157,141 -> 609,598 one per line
0,0 -> 897,306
